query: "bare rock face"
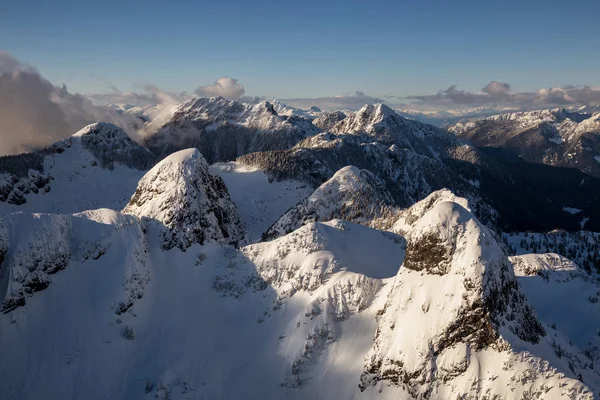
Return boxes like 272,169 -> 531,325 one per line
358,201 -> 597,399
123,148 -> 246,250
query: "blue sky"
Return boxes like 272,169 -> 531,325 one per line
1,0 -> 599,99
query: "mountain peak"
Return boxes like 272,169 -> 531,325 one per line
62,122 -> 155,170
252,100 -> 277,115
123,148 -> 245,250
360,200 -> 553,397
262,165 -> 396,240
71,122 -> 123,138
356,103 -> 397,122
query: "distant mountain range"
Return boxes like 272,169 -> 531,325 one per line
449,108 -> 600,179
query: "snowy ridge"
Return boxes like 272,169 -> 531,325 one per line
1,185 -> 599,397
245,219 -> 405,296
449,108 -> 590,140
239,131 -> 487,217
270,99 -> 319,119
0,209 -> 147,314
312,110 -> 347,131
123,149 -> 245,250
238,102 -> 508,230
145,97 -> 320,163
1,97 -> 600,398
263,166 -> 398,240
0,122 -> 153,217
359,201 -> 596,399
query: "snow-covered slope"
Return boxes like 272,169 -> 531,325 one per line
504,230 -> 600,273
359,201 -> 598,399
237,219 -> 408,393
0,215 -> 407,399
0,208 -> 147,314
0,122 -> 154,217
2,99 -> 600,399
510,253 -> 600,365
263,166 -> 398,240
123,149 -> 245,250
210,161 -> 313,243
145,97 -> 320,163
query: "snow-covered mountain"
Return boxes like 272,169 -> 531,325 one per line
359,200 -> 598,398
449,108 -> 600,178
2,184 -> 598,399
311,110 -> 346,131
393,106 -> 525,127
0,122 -> 155,217
6,99 -> 598,233
145,97 -> 320,163
263,165 -> 398,240
239,104 -> 490,210
123,149 -> 245,250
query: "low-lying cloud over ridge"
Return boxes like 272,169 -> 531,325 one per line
0,52 -> 142,156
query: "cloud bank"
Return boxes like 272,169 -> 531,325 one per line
194,77 -> 245,100
0,52 -> 142,156
406,81 -> 600,110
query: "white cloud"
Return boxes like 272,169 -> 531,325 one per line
194,77 -> 245,100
